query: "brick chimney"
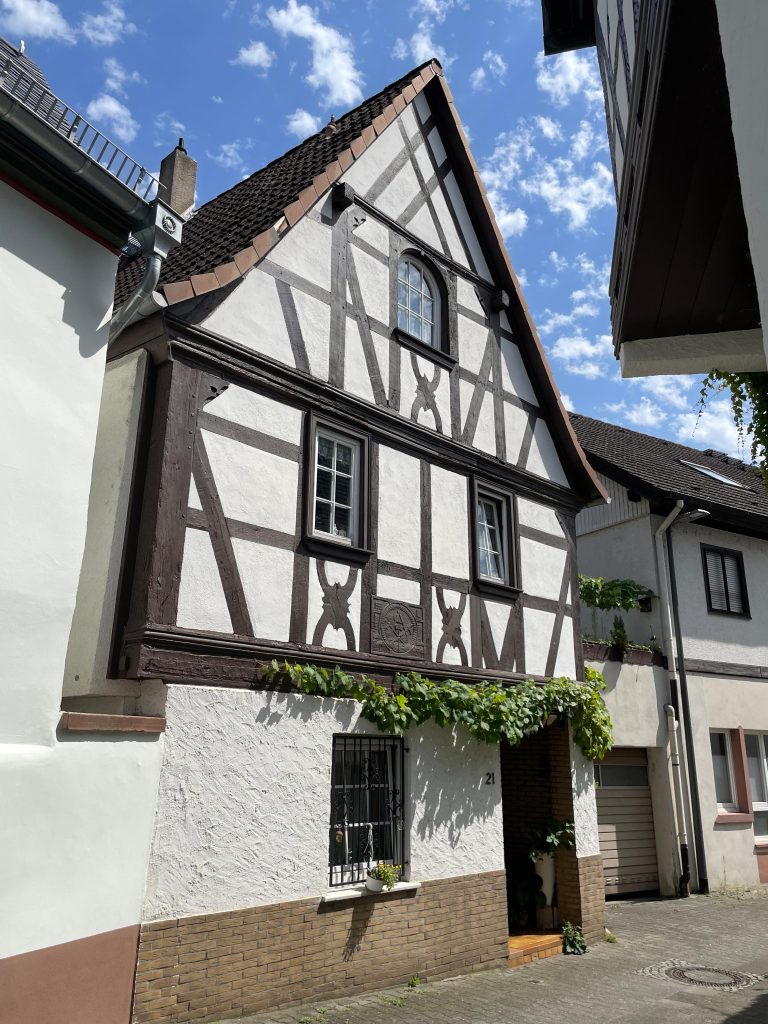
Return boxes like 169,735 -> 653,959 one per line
159,138 -> 196,217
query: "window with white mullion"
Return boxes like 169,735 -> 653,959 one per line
710,731 -> 736,810
747,733 -> 768,841
477,497 -> 505,582
314,431 -> 358,544
397,258 -> 436,348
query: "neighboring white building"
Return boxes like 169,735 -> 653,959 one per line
68,60 -> 610,1022
0,37 -> 183,1024
573,413 -> 768,898
539,0 -> 768,377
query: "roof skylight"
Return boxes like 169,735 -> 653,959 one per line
678,459 -> 747,489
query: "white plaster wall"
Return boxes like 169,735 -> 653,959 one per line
519,538 -> 567,601
233,540 -> 294,641
716,0 -> 768,368
376,574 -> 421,605
688,670 -> 768,887
517,497 -> 565,539
500,338 -> 539,406
526,420 -> 569,486
64,350 -> 147,697
208,384 -> 303,443
0,734 -> 163,958
377,446 -> 421,567
204,269 -> 295,369
671,522 -> 768,667
143,686 -> 504,920
203,430 -> 298,532
596,659 -> 669,749
177,529 -> 233,634
430,466 -> 469,579
0,180 -> 116,744
569,730 -> 600,857
522,607 -> 555,676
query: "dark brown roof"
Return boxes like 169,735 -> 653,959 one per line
114,61 -> 435,307
570,412 -> 768,532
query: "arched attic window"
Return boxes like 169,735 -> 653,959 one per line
397,256 -> 442,349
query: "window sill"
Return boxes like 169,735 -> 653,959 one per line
303,535 -> 372,565
474,578 -> 522,600
320,881 -> 421,903
392,329 -> 456,371
59,712 -> 166,734
714,812 -> 753,825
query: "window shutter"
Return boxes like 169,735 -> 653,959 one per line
705,550 -> 728,611
723,553 -> 743,614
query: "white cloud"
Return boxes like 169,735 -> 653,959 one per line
470,49 -> 507,92
550,332 -> 613,378
207,139 -> 252,172
549,250 -> 567,272
413,0 -> 458,22
391,37 -> 409,60
81,1 -> 135,45
494,203 -> 528,238
480,120 -> 614,231
154,111 -> 186,138
522,156 -> 613,230
535,50 -> 602,108
103,56 -> 143,96
672,399 -> 745,458
0,0 -> 73,41
286,107 -> 321,139
570,119 -> 601,160
633,374 -> 698,412
231,39 -> 276,69
560,392 -> 575,412
85,93 -> 139,143
536,115 -> 563,141
211,95 -> 224,104
395,20 -> 450,66
538,301 -> 598,335
267,0 -> 363,108
625,397 -> 667,428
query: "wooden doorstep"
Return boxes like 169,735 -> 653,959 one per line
507,931 -> 562,967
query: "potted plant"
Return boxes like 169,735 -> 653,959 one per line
365,862 -> 400,893
523,820 -> 575,926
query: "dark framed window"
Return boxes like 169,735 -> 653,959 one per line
701,544 -> 749,618
329,734 -> 405,888
303,413 -> 371,564
391,250 -> 455,370
470,479 -> 520,597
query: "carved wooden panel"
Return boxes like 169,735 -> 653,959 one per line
370,597 -> 425,659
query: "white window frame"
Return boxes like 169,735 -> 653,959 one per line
312,427 -> 361,547
744,732 -> 768,845
396,257 -> 441,350
477,493 -> 507,584
710,729 -> 737,813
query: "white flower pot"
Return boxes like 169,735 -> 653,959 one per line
534,852 -> 556,906
365,876 -> 385,893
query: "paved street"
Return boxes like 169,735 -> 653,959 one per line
229,891 -> 768,1024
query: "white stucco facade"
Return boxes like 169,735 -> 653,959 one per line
143,685 -> 504,921
0,180 -> 116,745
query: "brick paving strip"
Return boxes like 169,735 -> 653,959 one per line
218,891 -> 768,1024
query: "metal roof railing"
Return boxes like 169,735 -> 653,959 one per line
0,52 -> 159,201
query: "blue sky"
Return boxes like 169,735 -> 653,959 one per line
1,0 -> 740,453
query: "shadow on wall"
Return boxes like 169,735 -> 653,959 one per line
411,723 -> 498,848
253,690 -> 358,731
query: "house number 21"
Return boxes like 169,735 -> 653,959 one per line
485,771 -> 495,785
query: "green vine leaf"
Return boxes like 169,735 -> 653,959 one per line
260,660 -> 614,761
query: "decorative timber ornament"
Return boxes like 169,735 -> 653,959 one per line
371,597 -> 425,659
312,562 -> 358,648
435,588 -> 468,665
409,353 -> 443,431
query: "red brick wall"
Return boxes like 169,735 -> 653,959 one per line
133,870 -> 508,1024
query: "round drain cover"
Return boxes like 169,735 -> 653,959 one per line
664,966 -> 752,989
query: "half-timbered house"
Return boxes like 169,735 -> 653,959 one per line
69,59 -> 608,1021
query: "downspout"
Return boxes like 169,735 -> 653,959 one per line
109,199 -> 183,343
667,529 -> 709,894
654,501 -> 690,896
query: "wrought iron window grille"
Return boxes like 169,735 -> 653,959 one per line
329,734 -> 405,888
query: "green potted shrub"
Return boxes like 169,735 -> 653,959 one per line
366,862 -> 400,893
523,820 -> 575,926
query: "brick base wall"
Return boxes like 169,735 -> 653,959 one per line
133,870 -> 508,1024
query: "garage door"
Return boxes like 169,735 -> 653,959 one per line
596,748 -> 659,897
